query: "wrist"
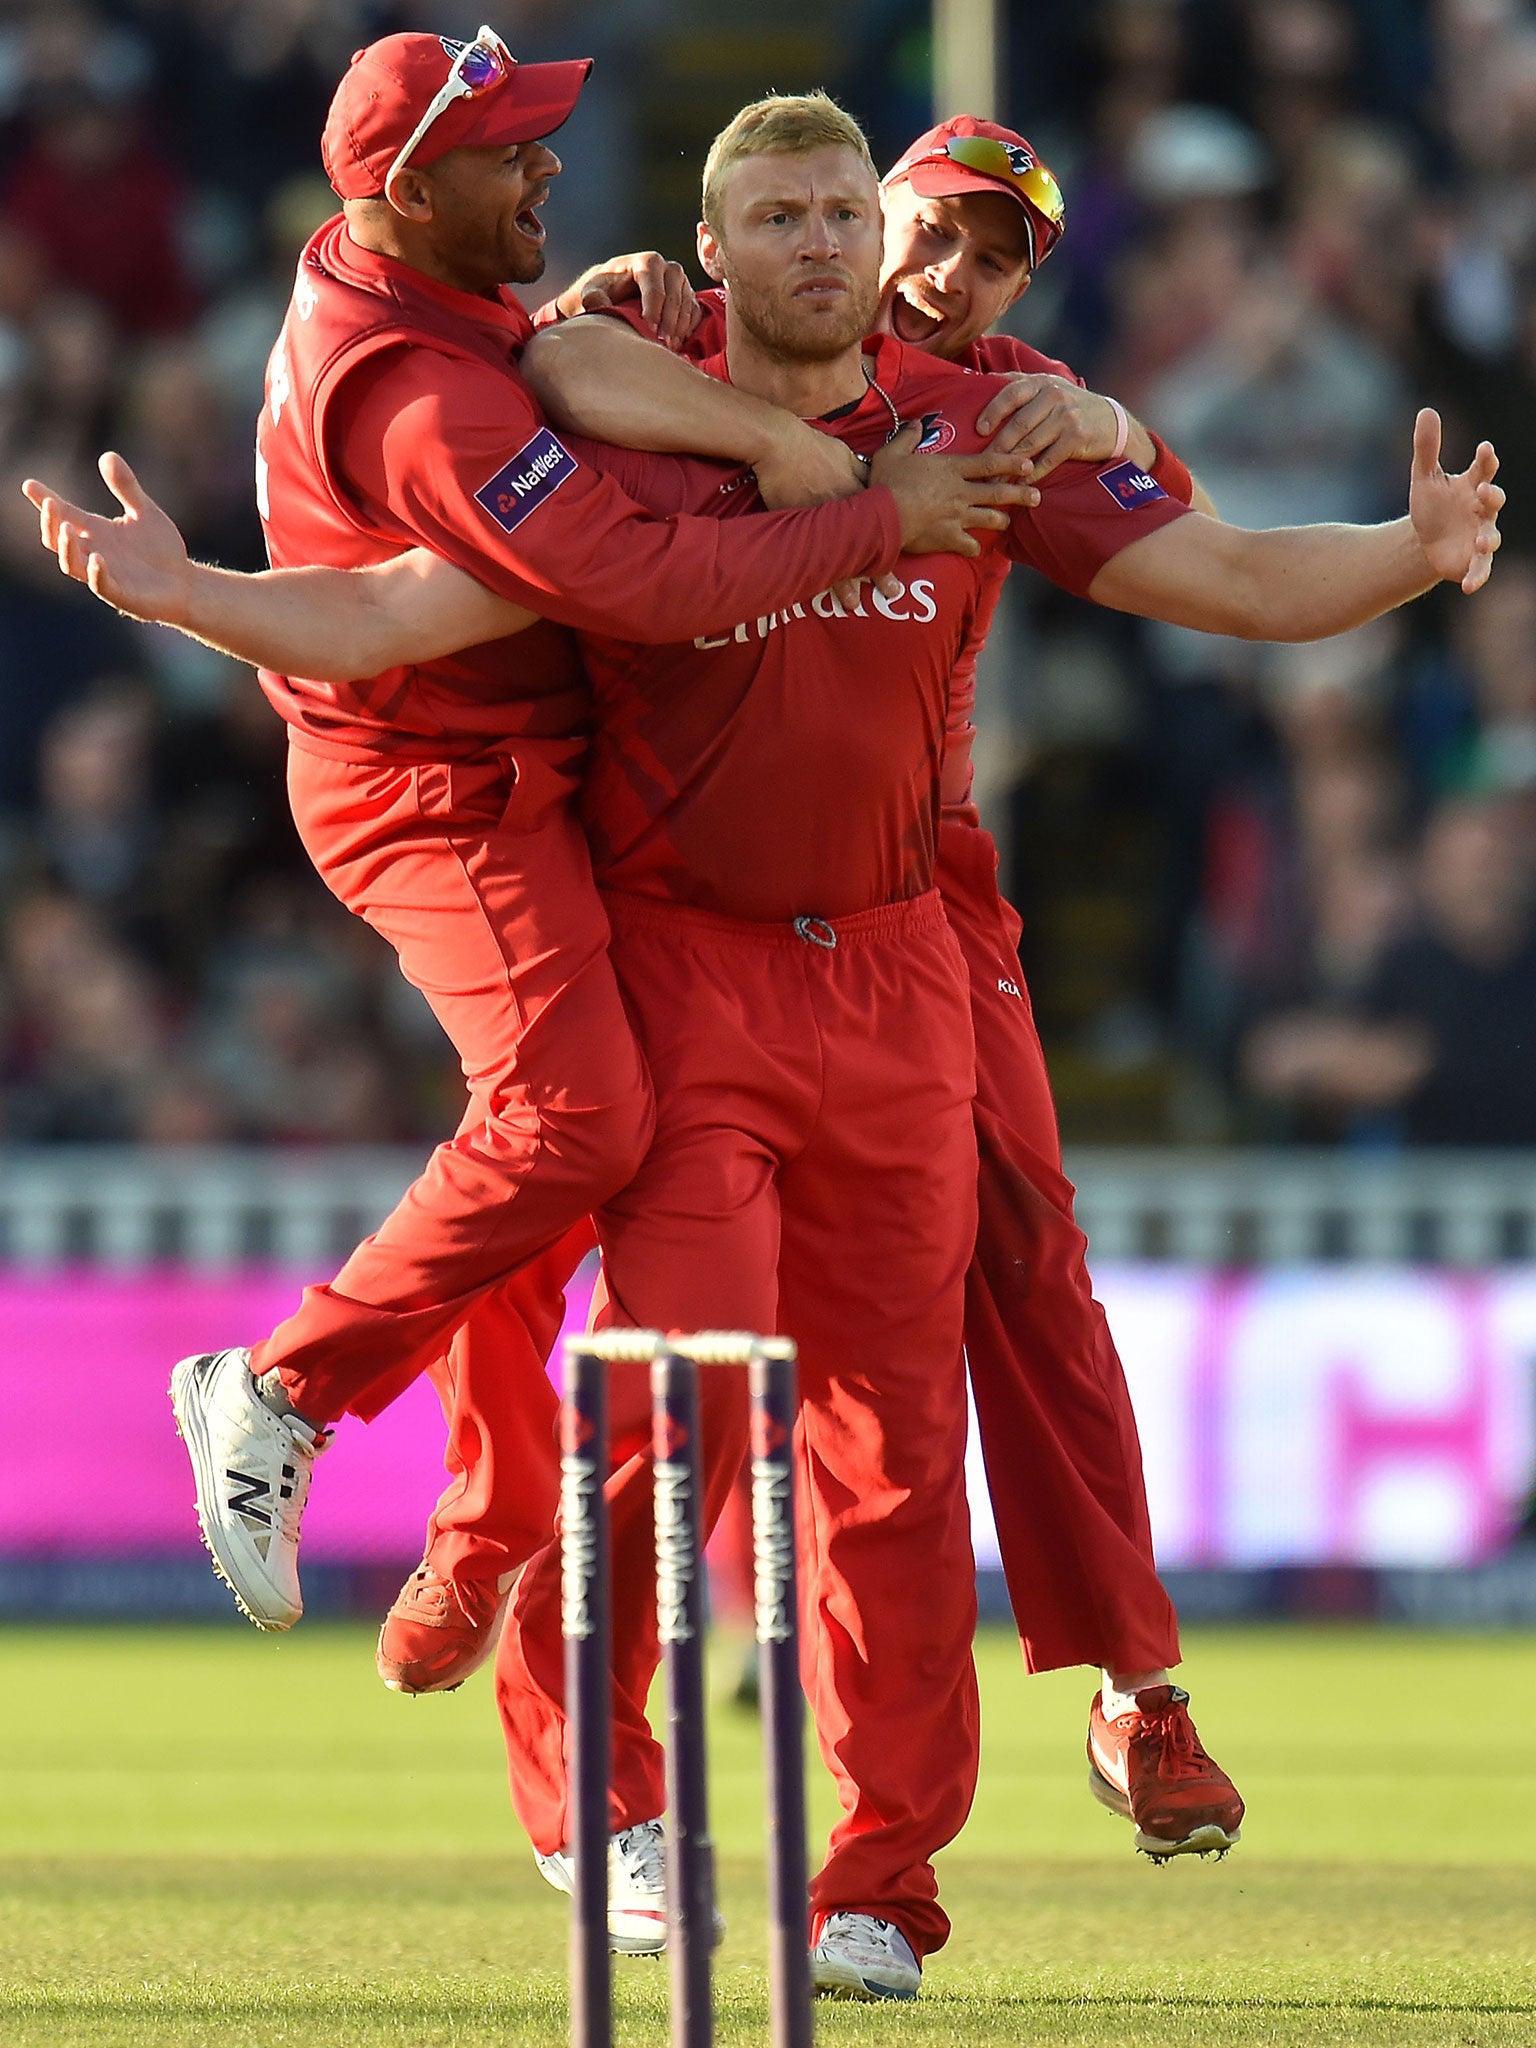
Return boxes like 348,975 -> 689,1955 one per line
1105,396 -> 1130,463
735,400 -> 802,470
551,267 -> 600,323
162,558 -> 201,634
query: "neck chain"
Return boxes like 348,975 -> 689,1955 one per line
862,357 -> 904,443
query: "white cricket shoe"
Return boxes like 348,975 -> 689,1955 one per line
537,1819 -> 725,1956
811,1913 -> 922,2001
169,1349 -> 327,1630
537,1818 -> 667,1955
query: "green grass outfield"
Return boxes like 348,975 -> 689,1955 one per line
3,1622 -> 1533,2047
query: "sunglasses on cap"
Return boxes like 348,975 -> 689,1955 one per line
386,24 -> 515,192
915,136 -> 1066,269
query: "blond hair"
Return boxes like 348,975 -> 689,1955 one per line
701,92 -> 877,234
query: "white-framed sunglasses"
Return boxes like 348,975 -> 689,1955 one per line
385,24 -> 515,194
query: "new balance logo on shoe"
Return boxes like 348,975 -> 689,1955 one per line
171,1348 -> 323,1632
224,1468 -> 273,1527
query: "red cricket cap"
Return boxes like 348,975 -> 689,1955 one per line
883,116 -> 1064,262
321,33 -> 592,199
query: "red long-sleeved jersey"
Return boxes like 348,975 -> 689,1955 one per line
573,334 -> 1188,921
615,290 -> 1193,819
252,220 -> 901,764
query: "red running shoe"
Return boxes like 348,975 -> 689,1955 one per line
1087,1684 -> 1243,1859
376,1560 -> 508,1694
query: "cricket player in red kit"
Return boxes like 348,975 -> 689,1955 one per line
128,30 -> 1033,1638
875,125 -> 1200,1794
613,123 -> 1203,1690
490,131 -> 1194,1987
491,125 -> 1217,1838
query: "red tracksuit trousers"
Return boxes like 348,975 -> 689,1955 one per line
414,818 -> 1178,1680
251,744 -> 653,1426
937,817 -> 1179,1675
494,890 -> 981,1960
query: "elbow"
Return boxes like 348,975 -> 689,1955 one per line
320,624 -> 406,683
302,655 -> 380,685
517,328 -> 571,410
519,322 -> 605,422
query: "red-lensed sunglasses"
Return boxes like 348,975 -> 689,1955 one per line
386,25 -> 514,193
913,136 -> 1066,269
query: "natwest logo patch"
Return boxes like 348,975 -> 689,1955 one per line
1098,459 -> 1167,510
475,428 -> 578,532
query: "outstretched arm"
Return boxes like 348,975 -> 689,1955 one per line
1086,411 -> 1502,638
24,455 -> 532,679
25,438 -> 1037,674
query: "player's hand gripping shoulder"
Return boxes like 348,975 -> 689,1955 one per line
974,373 -> 1152,482
548,251 -> 700,351
872,421 -> 1039,557
23,455 -> 534,677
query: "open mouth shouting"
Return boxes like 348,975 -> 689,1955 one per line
886,280 -> 951,346
514,188 -> 549,248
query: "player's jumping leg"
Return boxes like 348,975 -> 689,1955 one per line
494,898 -> 792,1944
172,750 -> 652,1629
375,1223 -> 595,1692
938,815 -> 1241,1855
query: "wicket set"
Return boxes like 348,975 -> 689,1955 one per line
560,1329 -> 812,2048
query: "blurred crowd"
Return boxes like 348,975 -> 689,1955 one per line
0,0 -> 1533,1148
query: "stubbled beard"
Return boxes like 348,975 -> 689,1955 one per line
506,243 -> 547,284
723,263 -> 879,363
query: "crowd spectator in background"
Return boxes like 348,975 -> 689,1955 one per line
1243,794 -> 1536,1142
1,0 -> 1532,1149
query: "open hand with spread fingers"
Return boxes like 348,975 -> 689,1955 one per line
1409,408 -> 1504,594
22,452 -> 193,627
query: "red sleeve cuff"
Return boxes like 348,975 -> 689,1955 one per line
1146,431 -> 1195,507
863,485 -> 904,573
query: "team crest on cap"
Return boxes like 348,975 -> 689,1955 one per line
1098,459 -> 1167,509
916,412 -> 957,453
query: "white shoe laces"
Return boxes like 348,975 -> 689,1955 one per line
819,1914 -> 909,1966
610,1820 -> 666,1896
271,1413 -> 325,1545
